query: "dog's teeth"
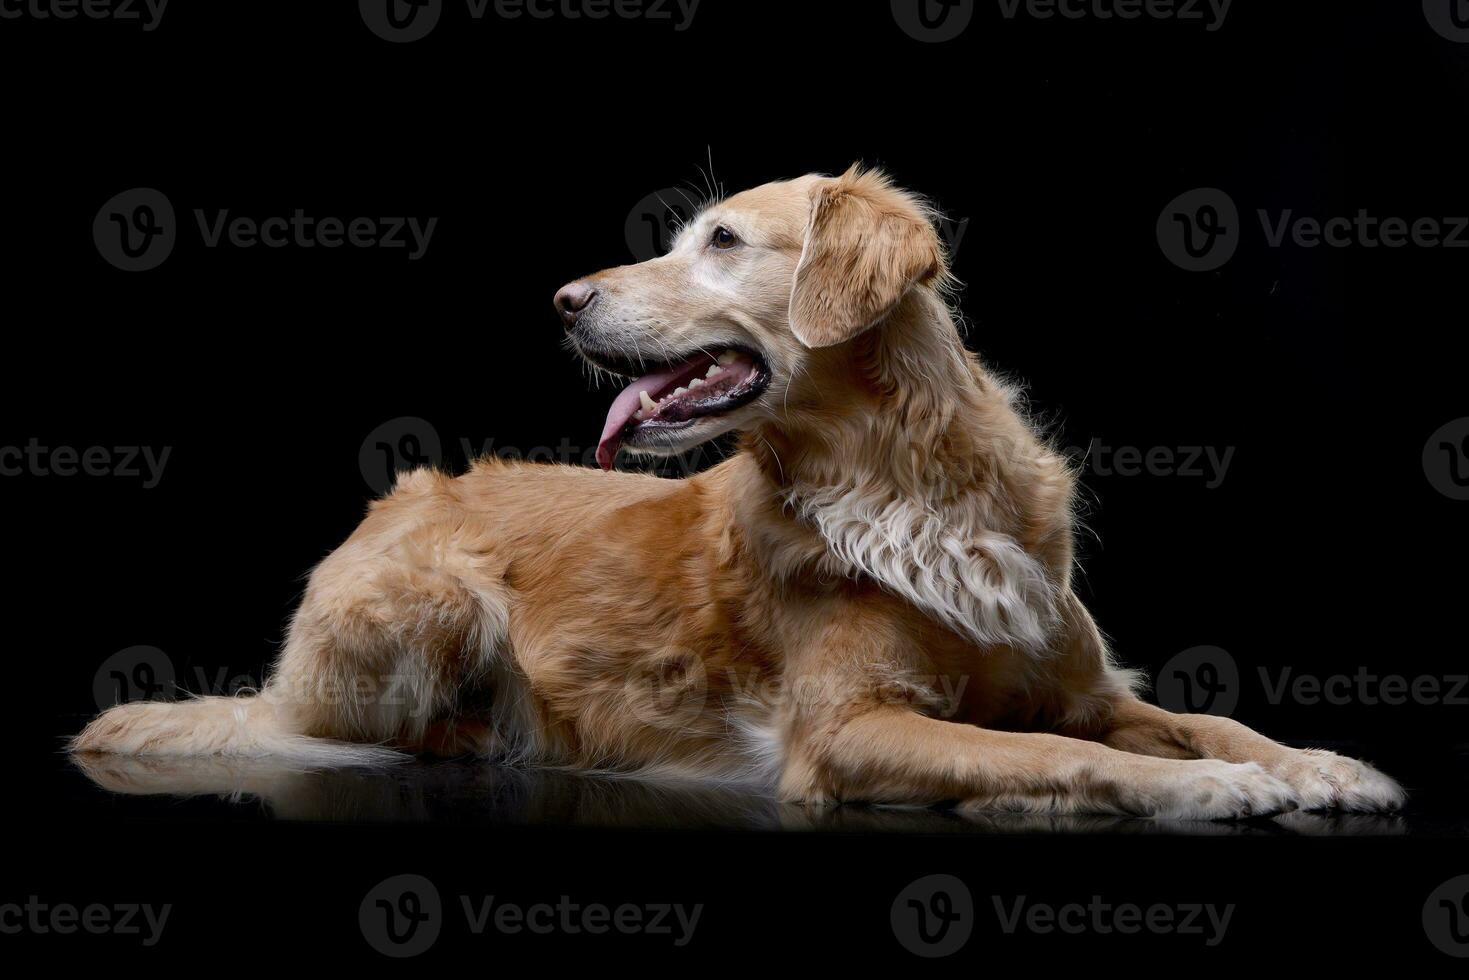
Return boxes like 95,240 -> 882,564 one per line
706,365 -> 721,377
633,410 -> 645,421
690,377 -> 705,388
717,350 -> 739,366
639,390 -> 656,412
673,386 -> 687,396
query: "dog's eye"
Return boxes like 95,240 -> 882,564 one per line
710,226 -> 739,250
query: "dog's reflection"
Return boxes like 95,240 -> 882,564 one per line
72,753 -> 787,828
70,753 -> 1408,835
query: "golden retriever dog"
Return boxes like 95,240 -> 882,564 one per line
74,167 -> 1405,819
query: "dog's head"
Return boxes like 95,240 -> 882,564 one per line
556,166 -> 952,470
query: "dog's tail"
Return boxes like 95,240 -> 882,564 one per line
70,694 -> 406,769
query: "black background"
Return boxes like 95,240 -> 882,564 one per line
1,0 -> 1466,967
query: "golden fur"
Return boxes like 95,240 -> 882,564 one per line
74,167 -> 1404,818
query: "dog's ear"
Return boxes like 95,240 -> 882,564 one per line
789,166 -> 947,349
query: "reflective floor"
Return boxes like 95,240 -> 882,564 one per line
66,745 -> 1469,836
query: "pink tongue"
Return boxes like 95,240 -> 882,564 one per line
595,361 -> 692,471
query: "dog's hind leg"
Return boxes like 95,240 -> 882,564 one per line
74,471 -> 514,766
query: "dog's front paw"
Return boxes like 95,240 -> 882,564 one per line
1138,759 -> 1299,821
1271,750 -> 1405,812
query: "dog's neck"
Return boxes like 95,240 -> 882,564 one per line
739,290 -> 1077,653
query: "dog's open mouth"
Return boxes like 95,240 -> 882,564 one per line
591,346 -> 771,470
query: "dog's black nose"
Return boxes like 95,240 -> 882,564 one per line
554,280 -> 598,328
